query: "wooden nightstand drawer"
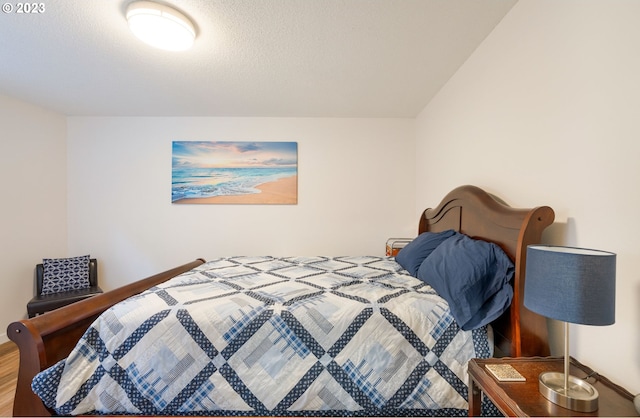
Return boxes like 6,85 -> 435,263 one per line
468,357 -> 638,417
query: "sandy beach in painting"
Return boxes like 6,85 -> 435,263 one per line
174,175 -> 297,204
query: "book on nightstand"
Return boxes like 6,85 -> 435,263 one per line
485,364 -> 526,382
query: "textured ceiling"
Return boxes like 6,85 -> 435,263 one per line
0,0 -> 517,117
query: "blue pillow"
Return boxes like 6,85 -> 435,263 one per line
395,230 -> 457,276
416,234 -> 514,330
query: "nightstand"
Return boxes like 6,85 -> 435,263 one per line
385,237 -> 412,256
468,357 -> 638,417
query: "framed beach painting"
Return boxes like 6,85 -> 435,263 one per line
172,141 -> 298,204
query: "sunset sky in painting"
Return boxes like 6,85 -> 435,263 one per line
172,141 -> 297,168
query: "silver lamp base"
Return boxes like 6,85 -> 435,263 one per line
539,372 -> 599,412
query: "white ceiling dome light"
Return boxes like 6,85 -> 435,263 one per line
126,1 -> 196,51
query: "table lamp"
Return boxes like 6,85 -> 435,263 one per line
524,245 -> 616,412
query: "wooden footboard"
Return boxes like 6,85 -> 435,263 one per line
7,258 -> 205,417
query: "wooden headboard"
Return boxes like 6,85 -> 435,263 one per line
418,185 -> 555,357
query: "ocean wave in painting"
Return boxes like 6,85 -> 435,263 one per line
171,166 -> 296,202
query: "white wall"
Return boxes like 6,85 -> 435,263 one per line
416,0 -> 640,393
66,117 -> 416,290
0,94 -> 67,343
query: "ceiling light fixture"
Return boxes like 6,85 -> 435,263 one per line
126,1 -> 196,51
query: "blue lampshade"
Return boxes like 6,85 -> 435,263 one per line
524,245 -> 615,326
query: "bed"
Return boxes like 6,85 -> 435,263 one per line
8,185 -> 555,417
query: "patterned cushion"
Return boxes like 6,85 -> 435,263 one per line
41,255 -> 91,295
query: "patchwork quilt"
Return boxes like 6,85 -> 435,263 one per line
32,256 -> 492,416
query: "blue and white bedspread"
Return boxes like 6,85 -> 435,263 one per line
32,256 -> 492,416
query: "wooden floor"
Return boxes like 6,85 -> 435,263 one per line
0,341 -> 18,417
